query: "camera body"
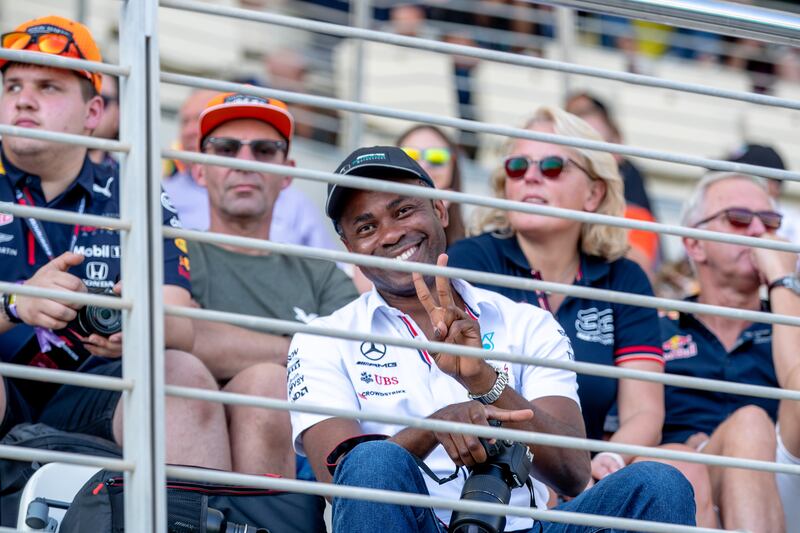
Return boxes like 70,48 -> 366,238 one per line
448,438 -> 534,533
67,287 -> 122,337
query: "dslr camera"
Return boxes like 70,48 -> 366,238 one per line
67,287 -> 122,337
449,434 -> 534,533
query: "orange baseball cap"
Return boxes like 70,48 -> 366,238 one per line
198,92 -> 294,149
0,15 -> 102,93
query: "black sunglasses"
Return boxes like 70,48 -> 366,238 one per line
504,155 -> 590,180
203,137 -> 288,162
693,207 -> 783,231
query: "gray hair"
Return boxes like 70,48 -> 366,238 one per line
681,172 -> 775,227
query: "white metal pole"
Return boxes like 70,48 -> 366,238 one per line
347,0 -> 370,151
118,0 -> 166,530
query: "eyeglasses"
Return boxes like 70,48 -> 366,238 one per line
202,137 -> 288,162
100,94 -> 118,106
693,207 -> 783,230
401,146 -> 452,166
504,155 -> 591,180
1,31 -> 84,59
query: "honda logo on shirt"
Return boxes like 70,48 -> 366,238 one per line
86,261 -> 109,281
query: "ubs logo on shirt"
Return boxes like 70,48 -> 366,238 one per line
575,307 -> 614,346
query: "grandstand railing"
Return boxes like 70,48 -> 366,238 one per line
2,0 -> 800,531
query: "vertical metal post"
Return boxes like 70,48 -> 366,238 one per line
556,7 -> 576,100
118,0 -> 167,531
76,0 -> 88,24
347,0 -> 370,151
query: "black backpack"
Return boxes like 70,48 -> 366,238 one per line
60,468 -> 328,533
0,423 -> 122,527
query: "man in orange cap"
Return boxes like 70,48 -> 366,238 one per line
0,16 -> 235,472
187,92 -> 358,476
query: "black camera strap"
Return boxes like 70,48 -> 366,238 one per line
412,456 -> 462,485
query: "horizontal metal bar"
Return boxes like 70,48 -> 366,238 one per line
0,444 -> 132,471
542,0 -> 800,48
0,281 -> 133,310
163,225 -> 800,327
0,124 -> 131,153
0,202 -> 131,231
160,75 -> 800,184
166,385 -> 800,478
166,465 -> 723,533
0,48 -> 131,77
163,150 -> 800,254
166,302 -> 800,403
0,362 -> 132,391
159,0 -> 800,112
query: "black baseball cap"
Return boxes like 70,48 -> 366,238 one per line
727,143 -> 786,170
326,145 -> 435,221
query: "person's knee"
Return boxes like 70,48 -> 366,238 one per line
165,350 -> 219,391
722,405 -> 776,447
335,441 -> 416,486
225,362 -> 286,400
624,461 -> 695,499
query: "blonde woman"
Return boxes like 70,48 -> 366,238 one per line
448,106 -> 665,484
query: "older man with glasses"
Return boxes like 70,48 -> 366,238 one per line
660,171 -> 798,532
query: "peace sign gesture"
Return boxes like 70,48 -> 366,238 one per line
413,254 -> 488,387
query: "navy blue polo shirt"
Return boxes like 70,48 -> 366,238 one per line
0,144 -> 191,376
448,231 -> 663,440
660,304 -> 778,444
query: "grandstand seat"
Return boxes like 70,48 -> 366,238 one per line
15,463 -> 100,532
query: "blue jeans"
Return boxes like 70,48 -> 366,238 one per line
333,441 -> 696,533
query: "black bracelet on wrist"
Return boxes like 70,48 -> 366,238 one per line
2,293 -> 22,324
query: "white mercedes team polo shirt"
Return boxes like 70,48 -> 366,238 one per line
289,279 -> 580,531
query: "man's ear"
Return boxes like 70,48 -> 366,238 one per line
683,236 -> 706,265
280,158 -> 296,191
193,163 -> 207,187
84,95 -> 104,132
433,199 -> 449,229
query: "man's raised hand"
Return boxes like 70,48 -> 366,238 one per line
413,254 -> 484,382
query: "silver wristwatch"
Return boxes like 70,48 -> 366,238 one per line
468,368 -> 509,405
768,275 -> 800,296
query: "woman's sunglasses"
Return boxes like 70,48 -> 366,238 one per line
693,207 -> 782,231
203,137 -> 288,162
504,155 -> 590,180
1,31 -> 84,59
401,147 -> 452,166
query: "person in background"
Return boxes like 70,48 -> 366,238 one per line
186,92 -> 359,476
88,73 -> 119,170
660,172 -> 789,530
164,89 -> 336,251
396,124 -> 466,245
565,91 -> 660,278
727,143 -> 800,245
448,106 -> 669,497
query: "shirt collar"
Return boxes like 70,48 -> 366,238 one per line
364,278 -> 486,328
1,143 -> 95,199
677,294 -> 771,330
495,231 -> 610,285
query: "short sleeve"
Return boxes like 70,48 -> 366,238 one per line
518,308 -> 581,406
609,260 -> 664,366
160,189 -> 192,291
315,262 -> 360,316
288,328 -> 359,455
